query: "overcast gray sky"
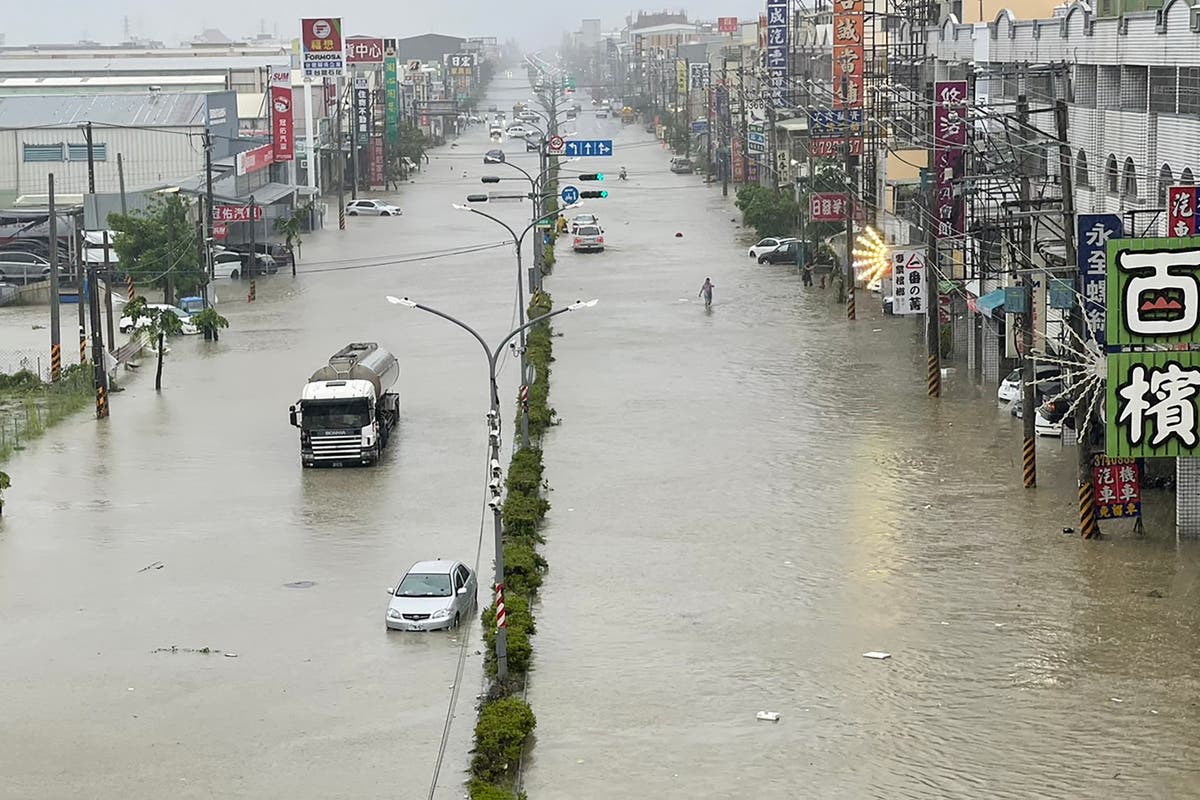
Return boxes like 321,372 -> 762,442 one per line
9,1 -> 766,48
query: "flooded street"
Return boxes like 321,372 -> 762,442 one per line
2,76 -> 1200,798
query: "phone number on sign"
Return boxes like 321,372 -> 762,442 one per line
807,138 -> 863,157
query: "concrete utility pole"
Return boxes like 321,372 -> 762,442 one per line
247,196 -> 257,280
117,152 -> 127,214
83,121 -> 109,416
203,128 -> 215,309
303,78 -> 317,191
74,210 -> 86,364
924,83 -> 941,398
1057,98 -> 1096,539
1017,95 -> 1037,488
48,174 -> 61,382
337,78 -> 346,231
350,68 -> 360,200
843,76 -> 856,321
720,62 -> 729,198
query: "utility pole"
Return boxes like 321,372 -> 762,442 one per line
83,125 -> 115,350
74,210 -> 86,365
1056,98 -> 1095,539
738,66 -> 749,184
116,152 -> 128,214
350,69 -> 360,200
203,128 -> 215,309
48,174 -> 62,382
925,82 -> 941,398
248,196 -> 257,281
337,78 -> 347,231
83,121 -> 109,415
843,76 -> 855,321
720,62 -> 729,197
1017,94 -> 1036,488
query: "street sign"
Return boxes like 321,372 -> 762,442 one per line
547,135 -> 565,154
747,122 -> 765,153
809,193 -> 848,222
561,185 -> 579,204
212,204 -> 263,222
563,139 -> 613,157
892,249 -> 927,315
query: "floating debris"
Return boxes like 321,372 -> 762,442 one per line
137,561 -> 165,573
863,651 -> 891,660
756,711 -> 781,722
284,581 -> 317,589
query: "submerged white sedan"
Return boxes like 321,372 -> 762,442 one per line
385,560 -> 477,631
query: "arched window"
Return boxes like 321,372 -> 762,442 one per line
1075,150 -> 1090,187
1183,168 -> 1195,186
1105,154 -> 1119,194
1122,157 -> 1138,199
1159,164 -> 1174,205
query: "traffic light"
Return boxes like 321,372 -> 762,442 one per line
579,173 -> 605,181
580,190 -> 608,199
480,176 -> 501,183
466,194 -> 489,203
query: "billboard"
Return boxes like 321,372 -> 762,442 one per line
300,18 -> 345,78
353,77 -> 370,137
384,40 -> 399,146
346,36 -> 384,64
933,80 -> 968,240
269,66 -> 293,162
718,17 -> 738,33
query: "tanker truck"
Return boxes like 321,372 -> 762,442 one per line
289,343 -> 401,467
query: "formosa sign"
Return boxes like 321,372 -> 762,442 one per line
300,17 -> 345,77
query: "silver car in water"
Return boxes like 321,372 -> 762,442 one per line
385,560 -> 477,631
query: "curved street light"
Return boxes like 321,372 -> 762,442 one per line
383,294 -> 597,680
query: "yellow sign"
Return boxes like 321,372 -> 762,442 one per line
676,60 -> 687,94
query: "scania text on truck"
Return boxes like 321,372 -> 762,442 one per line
289,342 -> 401,467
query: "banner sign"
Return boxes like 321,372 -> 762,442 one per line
346,36 -> 384,64
447,53 -> 476,77
808,138 -> 863,157
354,77 -> 370,137
1106,236 -> 1200,347
765,0 -> 788,104
810,193 -> 848,222
808,109 -> 864,138
212,204 -> 264,222
718,16 -> 739,33
269,66 -> 294,162
747,122 -> 765,153
235,143 -> 274,176
1168,185 -> 1199,238
892,249 -> 927,315
833,0 -> 864,109
1077,214 -> 1122,344
933,80 -> 968,240
1092,455 -> 1142,519
300,17 -> 345,78
732,135 -> 745,182
370,136 -> 385,188
384,40 -> 399,146
676,60 -> 687,94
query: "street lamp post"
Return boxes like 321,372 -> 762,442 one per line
453,201 -> 581,449
384,295 -> 598,682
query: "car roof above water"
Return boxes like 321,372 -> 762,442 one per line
407,559 -> 457,575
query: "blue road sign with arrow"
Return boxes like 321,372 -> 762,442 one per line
563,139 -> 613,157
561,185 -> 580,204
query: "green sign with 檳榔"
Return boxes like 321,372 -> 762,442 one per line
1106,350 -> 1200,457
1106,235 -> 1200,346
385,51 -> 399,146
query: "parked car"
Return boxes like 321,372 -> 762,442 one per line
572,224 -> 605,253
346,199 -> 401,217
484,149 -> 506,164
118,303 -> 199,335
1012,380 -> 1064,418
1035,399 -> 1070,437
505,124 -> 532,139
998,364 -> 1063,404
748,237 -> 797,260
595,107 -> 609,118
0,251 -> 64,284
570,213 -> 599,233
211,249 -> 278,277
227,242 -> 291,269
518,110 -> 540,122
385,560 -> 477,631
670,158 -> 695,174
525,132 -> 544,151
758,240 -> 803,265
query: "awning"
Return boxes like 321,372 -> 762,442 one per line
973,288 -> 1005,315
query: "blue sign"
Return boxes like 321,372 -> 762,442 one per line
1078,213 -> 1122,345
691,120 -> 708,134
561,185 -> 579,204
563,139 -> 614,157
808,109 -> 865,138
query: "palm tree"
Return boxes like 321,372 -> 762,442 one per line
275,204 -> 310,272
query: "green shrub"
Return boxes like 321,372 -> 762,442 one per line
503,540 -> 547,595
503,491 -> 550,538
470,696 -> 537,783
506,448 -> 544,494
0,370 -> 43,393
481,593 -> 535,677
468,781 -> 519,800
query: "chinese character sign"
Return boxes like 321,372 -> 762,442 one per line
1077,214 -> 1121,345
676,60 -> 687,95
384,41 -> 399,146
688,62 -> 710,91
353,78 -> 371,137
1091,455 -> 1142,518
1168,185 -> 1199,238
891,249 -> 927,315
300,18 -> 345,78
212,204 -> 264,223
1106,237 -> 1200,346
810,193 -> 848,222
766,0 -> 788,105
1107,351 -> 1200,457
346,36 -> 384,65
933,80 -> 968,240
269,66 -> 293,162
832,0 -> 863,109
718,16 -> 739,33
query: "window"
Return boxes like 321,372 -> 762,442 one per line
1098,65 -> 1121,110
1075,150 -> 1090,188
1075,65 -> 1097,109
1159,164 -> 1174,205
22,143 -> 64,162
1181,67 -> 1200,115
1105,154 -> 1119,194
67,143 -> 106,161
1149,66 -> 1177,114
1120,66 -> 1148,112
1183,168 -> 1195,186
1122,157 -> 1138,199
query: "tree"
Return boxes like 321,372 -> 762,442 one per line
275,204 -> 311,270
190,307 -> 229,342
123,296 -> 183,391
109,195 -> 204,301
735,184 -> 800,239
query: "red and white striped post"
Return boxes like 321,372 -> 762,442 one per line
495,582 -> 506,630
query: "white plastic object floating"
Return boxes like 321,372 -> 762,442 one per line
863,651 -> 891,660
756,711 -> 780,722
